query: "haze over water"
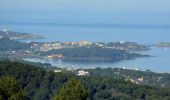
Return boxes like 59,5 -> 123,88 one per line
1,0 -> 170,72
1,0 -> 170,44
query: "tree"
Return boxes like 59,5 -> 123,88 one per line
53,78 -> 88,100
0,76 -> 26,100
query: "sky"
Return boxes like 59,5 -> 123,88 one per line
0,0 -> 170,16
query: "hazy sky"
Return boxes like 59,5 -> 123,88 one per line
0,0 -> 170,15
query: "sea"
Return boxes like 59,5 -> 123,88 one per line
1,13 -> 170,73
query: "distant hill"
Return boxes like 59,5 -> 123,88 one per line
38,47 -> 149,61
0,29 -> 44,40
0,37 -> 30,51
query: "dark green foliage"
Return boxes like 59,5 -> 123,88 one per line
0,61 -> 170,100
87,68 -> 170,87
80,77 -> 170,100
0,61 -> 74,100
39,47 -> 147,61
53,78 -> 88,100
0,76 -> 26,100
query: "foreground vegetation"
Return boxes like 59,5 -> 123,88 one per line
0,61 -> 170,100
87,68 -> 170,88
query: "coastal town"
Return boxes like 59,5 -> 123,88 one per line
1,0 -> 170,99
0,29 -> 150,60
0,29 -> 167,74
0,30 -> 152,79
31,40 -> 149,52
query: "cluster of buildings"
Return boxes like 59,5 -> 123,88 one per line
77,70 -> 89,76
33,41 -> 144,52
69,41 -> 93,46
54,66 -> 89,76
29,40 -> 146,53
125,76 -> 144,84
46,54 -> 64,59
40,42 -> 62,51
37,41 -> 92,51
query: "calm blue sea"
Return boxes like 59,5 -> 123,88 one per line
1,14 -> 170,72
0,14 -> 170,44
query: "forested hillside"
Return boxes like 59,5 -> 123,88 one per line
38,47 -> 148,61
0,61 -> 170,100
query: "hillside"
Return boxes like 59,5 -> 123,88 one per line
38,47 -> 149,61
0,38 -> 30,51
0,61 -> 170,100
87,68 -> 170,88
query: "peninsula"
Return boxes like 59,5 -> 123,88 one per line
0,28 -> 44,40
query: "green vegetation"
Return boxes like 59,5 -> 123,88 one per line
53,78 -> 88,100
39,47 -> 148,61
87,68 -> 170,87
0,76 -> 26,100
0,61 -> 170,100
0,61 -> 74,100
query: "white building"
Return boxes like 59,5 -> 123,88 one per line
77,70 -> 89,76
54,69 -> 62,73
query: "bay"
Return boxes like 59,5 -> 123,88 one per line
24,47 -> 170,73
1,14 -> 170,72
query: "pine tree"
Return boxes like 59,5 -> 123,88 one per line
53,78 -> 88,100
0,76 -> 26,100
